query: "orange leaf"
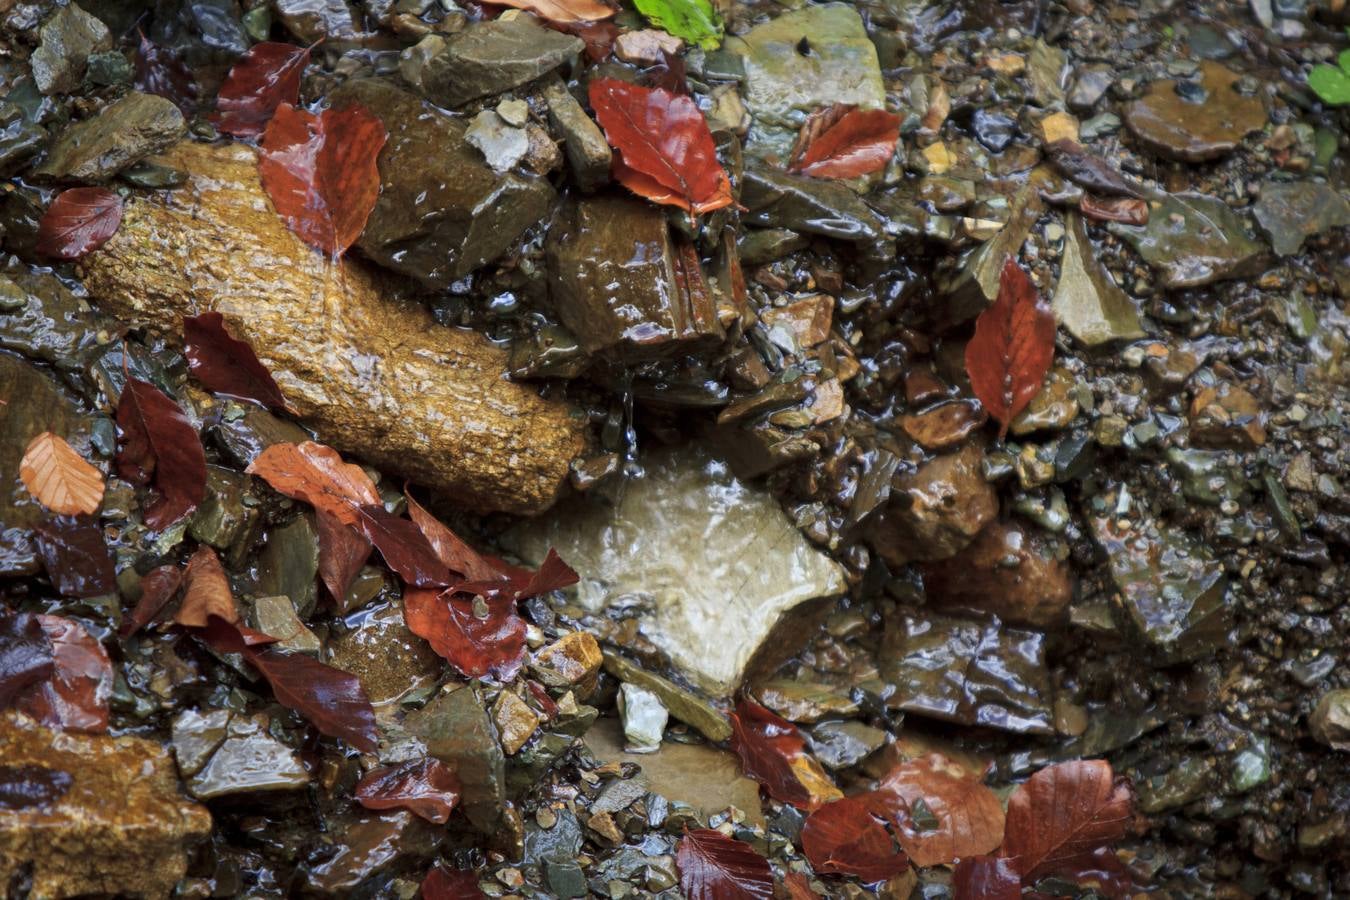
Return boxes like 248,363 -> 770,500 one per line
496,0 -> 614,22
15,615 -> 112,733
589,78 -> 732,215
964,256 -> 1056,438
873,752 -> 1005,867
246,441 -> 379,528
788,105 -> 901,179
1000,759 -> 1134,883
19,432 -> 104,516
174,545 -> 240,628
730,699 -> 842,810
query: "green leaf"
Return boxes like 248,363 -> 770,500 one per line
632,0 -> 723,50
1339,47 -> 1350,74
1308,63 -> 1350,106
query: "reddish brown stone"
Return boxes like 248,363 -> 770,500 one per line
920,520 -> 1074,628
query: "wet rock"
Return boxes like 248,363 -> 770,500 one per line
1109,193 -> 1266,290
920,520 -> 1073,628
210,402 -> 312,469
273,0 -> 359,42
0,270 -> 105,372
1252,180 -> 1350,256
172,708 -> 230,777
37,91 -> 186,182
618,683 -> 667,752
602,653 -> 731,742
761,294 -> 834,348
255,514 -> 319,618
0,712 -> 211,898
1190,382 -> 1267,448
187,714 -> 310,799
533,631 -> 604,690
189,464 -> 256,554
870,444 -> 999,566
0,354 -> 95,576
1123,62 -> 1266,162
465,109 -> 529,174
251,595 -> 321,654
1310,691 -> 1350,751
416,16 -> 581,108
901,400 -> 986,450
1136,756 -> 1215,813
541,75 -> 611,192
741,165 -> 885,243
584,718 -> 765,827
79,139 -> 584,515
1026,39 -> 1068,106
332,79 -> 556,290
1010,366 -> 1080,435
493,690 -> 541,755
1069,66 -> 1114,112
1053,211 -> 1145,346
307,810 -> 439,895
971,109 -> 1017,153
1089,506 -> 1231,663
546,195 -> 723,362
725,3 -> 885,158
752,679 -> 858,724
807,720 -> 886,771
511,446 -> 846,696
406,685 -> 505,832
31,4 -> 113,95
328,601 -> 442,709
880,612 -> 1055,734
0,95 -> 49,177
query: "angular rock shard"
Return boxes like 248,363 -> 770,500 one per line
78,140 -> 585,515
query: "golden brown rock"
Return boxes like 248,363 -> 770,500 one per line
532,631 -> 603,690
79,140 -> 586,515
920,519 -> 1073,628
869,444 -> 999,566
0,713 -> 212,899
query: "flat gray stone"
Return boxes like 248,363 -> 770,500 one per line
1053,211 -> 1145,346
37,92 -> 186,181
31,4 -> 112,95
419,16 -> 582,108
1253,180 -> 1350,256
1109,193 -> 1266,289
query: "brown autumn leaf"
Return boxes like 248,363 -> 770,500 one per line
800,794 -> 909,883
730,699 -> 842,811
115,378 -> 207,530
120,565 -> 184,637
783,872 -> 822,900
964,256 -> 1056,439
183,312 -> 291,412
676,828 -> 774,900
351,504 -> 450,588
19,432 -> 104,516
496,0 -> 614,23
403,588 -> 527,680
246,441 -> 379,528
14,615 -> 112,733
214,41 -> 311,138
175,545 -> 240,628
354,758 -> 461,824
315,508 -> 371,604
588,77 -> 732,215
953,855 -> 1022,900
1079,194 -> 1149,226
788,105 -> 902,180
35,188 -> 124,261
421,865 -> 487,900
1000,759 -> 1134,883
872,752 -> 1005,867
406,494 -> 502,583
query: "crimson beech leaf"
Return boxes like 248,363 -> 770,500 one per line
214,41 -> 312,138
249,646 -> 378,752
873,752 -> 1005,867
1000,759 -> 1134,883
953,856 -> 1022,900
135,31 -> 197,116
406,494 -> 502,583
729,699 -> 841,810
788,105 -> 902,179
31,516 -> 116,598
403,588 -> 526,680
258,102 -> 387,257
800,794 -> 908,883
184,312 -> 290,411
120,564 -> 184,637
676,828 -> 774,900
36,188 -> 123,260
15,615 -> 112,733
421,865 -> 487,900
964,257 -> 1056,439
588,78 -> 732,215
0,612 -> 54,708
115,378 -> 207,530
352,504 -> 450,588
315,509 -> 371,604
454,548 -> 580,603
354,758 -> 461,824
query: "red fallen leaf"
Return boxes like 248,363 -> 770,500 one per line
199,617 -> 378,752
800,794 -> 908,883
31,516 -> 116,598
115,377 -> 207,530
135,30 -> 197,116
315,508 -> 371,604
872,752 -> 1005,867
36,188 -> 123,261
588,78 -> 732,215
258,102 -> 387,257
246,441 -> 380,528
495,0 -> 614,22
964,257 -> 1056,439
214,41 -> 312,138
525,680 -> 558,720
646,49 -> 688,94
352,504 -> 450,588
404,588 -> 526,680
120,564 -> 184,637
406,494 -> 502,583
0,612 -> 54,708
421,865 -> 487,900
354,758 -> 461,824
454,548 -> 580,603
783,872 -> 822,900
553,20 -> 620,62
175,545 -> 240,628
676,828 -> 774,900
953,856 -> 1022,900
184,312 -> 290,412
1079,194 -> 1149,226
730,699 -> 841,811
15,616 -> 112,733
1000,759 -> 1134,883
788,105 -> 901,180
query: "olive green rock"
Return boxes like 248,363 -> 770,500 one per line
741,166 -> 885,243
37,91 -> 186,181
602,652 -> 731,743
541,74 -> 611,192
255,514 -> 320,619
1110,193 -> 1266,289
405,685 -> 506,832
1252,180 -> 1350,257
418,16 -> 583,108
0,270 -> 106,373
1053,212 -> 1145,346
